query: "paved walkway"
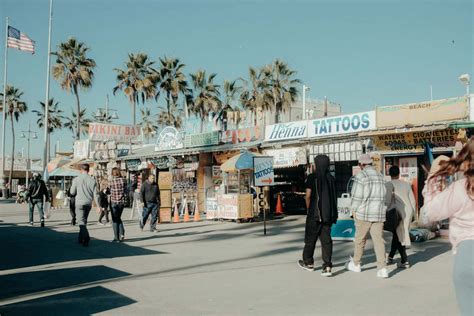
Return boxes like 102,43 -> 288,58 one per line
0,203 -> 458,315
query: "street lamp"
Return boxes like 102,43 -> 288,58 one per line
94,94 -> 119,122
458,74 -> 470,95
20,122 -> 38,188
302,84 -> 310,120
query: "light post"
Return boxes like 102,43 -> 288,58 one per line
94,95 -> 119,122
302,84 -> 310,120
20,122 -> 37,188
459,74 -> 470,96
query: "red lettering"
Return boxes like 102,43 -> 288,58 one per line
125,127 -> 130,135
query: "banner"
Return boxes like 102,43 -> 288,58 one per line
374,129 -> 459,151
184,131 -> 219,147
88,123 -> 141,142
264,147 -> 307,168
377,96 -> 468,128
221,126 -> 262,144
308,111 -> 376,138
265,120 -> 307,142
73,140 -> 89,159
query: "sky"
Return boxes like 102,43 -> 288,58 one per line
0,0 -> 472,158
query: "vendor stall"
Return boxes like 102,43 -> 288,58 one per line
216,151 -> 259,221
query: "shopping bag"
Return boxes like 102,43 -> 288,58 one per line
332,193 -> 355,241
56,190 -> 65,200
44,202 -> 52,219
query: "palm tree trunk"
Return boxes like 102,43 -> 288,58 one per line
9,116 -> 15,196
167,92 -> 171,117
132,100 -> 136,126
73,85 -> 81,140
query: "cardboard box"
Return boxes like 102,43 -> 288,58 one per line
158,172 -> 172,190
160,190 -> 172,208
159,207 -> 172,223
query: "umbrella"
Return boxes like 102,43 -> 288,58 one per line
220,151 -> 262,172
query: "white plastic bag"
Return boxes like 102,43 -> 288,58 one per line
56,190 -> 65,200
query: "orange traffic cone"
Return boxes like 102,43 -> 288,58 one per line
173,200 -> 180,223
183,201 -> 190,222
194,202 -> 201,222
275,193 -> 284,216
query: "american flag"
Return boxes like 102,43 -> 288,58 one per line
7,26 -> 35,54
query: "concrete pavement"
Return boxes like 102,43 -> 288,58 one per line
0,203 -> 458,315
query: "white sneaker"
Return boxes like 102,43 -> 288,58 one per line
377,268 -> 389,278
345,257 -> 361,273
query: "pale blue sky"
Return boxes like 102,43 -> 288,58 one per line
1,0 -> 472,157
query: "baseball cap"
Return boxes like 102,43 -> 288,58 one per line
358,154 -> 373,165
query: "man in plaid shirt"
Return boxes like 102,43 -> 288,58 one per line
109,168 -> 128,242
346,154 -> 391,278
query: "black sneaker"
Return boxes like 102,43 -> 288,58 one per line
397,262 -> 410,269
40,221 -> 45,227
297,260 -> 314,271
321,267 -> 333,277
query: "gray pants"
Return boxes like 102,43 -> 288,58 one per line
454,240 -> 474,316
76,204 -> 92,243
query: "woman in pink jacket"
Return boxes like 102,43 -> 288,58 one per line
422,138 -> 474,316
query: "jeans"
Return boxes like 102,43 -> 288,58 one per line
142,202 -> 159,231
76,204 -> 91,243
302,213 -> 333,269
389,231 -> 408,263
98,208 -> 109,223
353,219 -> 386,269
453,240 -> 474,316
29,199 -> 44,223
111,203 -> 125,241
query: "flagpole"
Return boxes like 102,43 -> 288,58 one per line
42,0 -> 53,177
1,17 -> 9,197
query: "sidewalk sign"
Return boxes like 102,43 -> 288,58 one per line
253,156 -> 274,235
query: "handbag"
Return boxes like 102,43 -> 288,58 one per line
384,185 -> 401,232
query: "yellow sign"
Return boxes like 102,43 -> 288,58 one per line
374,129 -> 458,151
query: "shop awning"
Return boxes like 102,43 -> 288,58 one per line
358,124 -> 448,137
49,167 -> 81,177
449,121 -> 474,129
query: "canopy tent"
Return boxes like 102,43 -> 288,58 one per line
220,151 -> 262,172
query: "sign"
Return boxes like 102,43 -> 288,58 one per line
206,198 -> 218,219
253,156 -> 274,186
265,120 -> 307,142
221,126 -> 262,144
308,111 -> 376,138
149,157 -> 169,169
88,123 -> 141,142
374,129 -> 459,151
264,147 -> 307,168
117,149 -> 129,157
217,194 -> 239,219
155,126 -> 184,151
399,157 -> 419,210
125,159 -> 141,171
377,96 -> 468,128
73,140 -> 89,159
184,131 -> 219,147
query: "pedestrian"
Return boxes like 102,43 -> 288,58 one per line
298,155 -> 338,277
346,154 -> 390,278
422,138 -> 474,316
70,164 -> 99,247
27,172 -> 50,227
66,185 -> 76,225
109,167 -> 127,242
98,181 -> 110,225
140,174 -> 160,232
128,175 -> 137,208
385,165 -> 416,269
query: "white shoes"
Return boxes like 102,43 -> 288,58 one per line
377,268 -> 389,278
345,257 -> 362,273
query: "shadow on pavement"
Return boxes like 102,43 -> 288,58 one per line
0,222 -> 167,271
0,286 -> 136,315
0,265 -> 130,300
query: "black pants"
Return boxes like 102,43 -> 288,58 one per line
76,204 -> 91,244
389,231 -> 408,263
302,215 -> 333,269
98,207 -> 109,223
111,203 -> 125,241
69,199 -> 76,224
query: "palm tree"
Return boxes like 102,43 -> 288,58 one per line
140,107 -> 158,143
32,98 -> 64,133
188,70 -> 221,132
217,79 -> 243,129
156,105 -> 183,129
261,59 -> 300,123
240,67 -> 273,125
156,57 -> 189,117
52,38 -> 96,140
0,86 -> 28,191
64,107 -> 92,138
113,53 -> 158,126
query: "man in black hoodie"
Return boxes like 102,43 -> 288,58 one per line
298,155 -> 338,276
27,173 -> 50,227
